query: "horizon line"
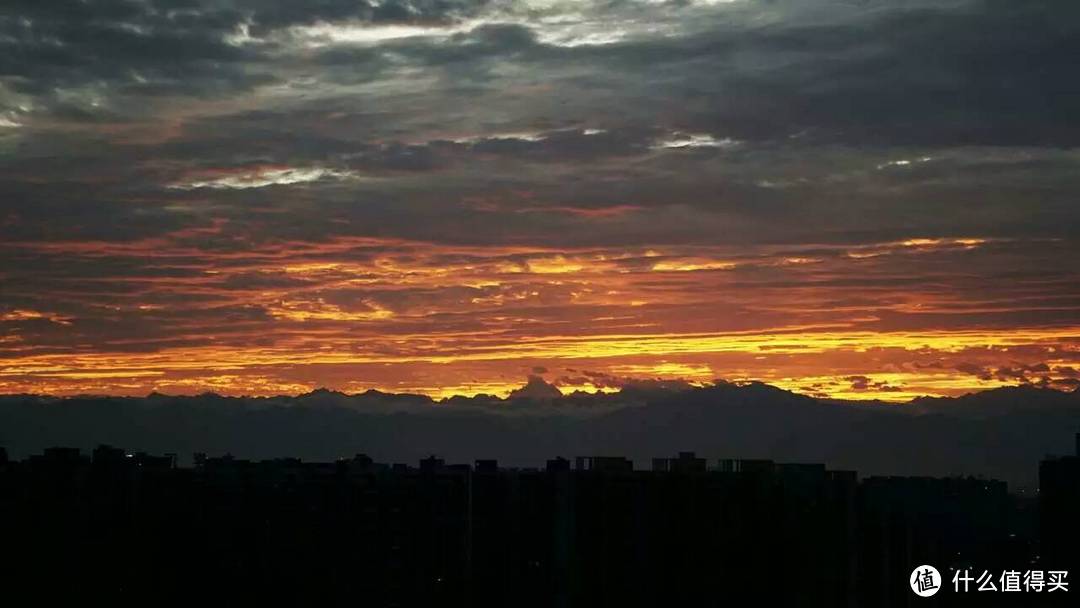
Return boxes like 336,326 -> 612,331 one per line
3,379 -> 1076,405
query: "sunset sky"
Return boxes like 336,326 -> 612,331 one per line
2,0 -> 1079,400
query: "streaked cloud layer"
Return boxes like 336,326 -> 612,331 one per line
2,0 -> 1079,399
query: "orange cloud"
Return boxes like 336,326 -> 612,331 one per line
2,234 -> 1078,400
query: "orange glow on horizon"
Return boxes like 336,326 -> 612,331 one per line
2,232 -> 1079,401
2,325 -> 1077,401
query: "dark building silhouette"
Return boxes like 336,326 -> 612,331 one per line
1040,432 -> 1080,578
546,456 -> 571,472
652,451 -> 707,473
0,444 -> 1069,606
574,455 -> 633,473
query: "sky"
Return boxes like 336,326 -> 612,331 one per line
1,0 -> 1079,401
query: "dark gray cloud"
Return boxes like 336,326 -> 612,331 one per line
0,1 -> 260,103
5,0 -> 1076,144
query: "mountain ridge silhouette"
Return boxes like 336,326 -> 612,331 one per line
1,382 -> 1077,489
